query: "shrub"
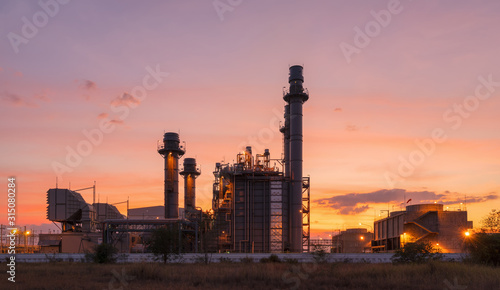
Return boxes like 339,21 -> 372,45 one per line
466,233 -> 500,266
311,248 -> 328,263
86,243 -> 118,264
392,241 -> 442,264
260,254 -> 281,263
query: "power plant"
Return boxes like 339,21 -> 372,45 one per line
38,65 -> 311,254
29,65 -> 474,255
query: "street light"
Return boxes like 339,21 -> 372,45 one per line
465,231 -> 470,237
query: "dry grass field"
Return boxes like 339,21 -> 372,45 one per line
3,261 -> 500,290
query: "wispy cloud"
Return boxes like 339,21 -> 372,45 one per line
109,119 -> 124,125
110,92 -> 140,107
334,107 -> 342,112
34,94 -> 51,102
315,189 -> 498,215
1,91 -> 38,107
78,79 -> 97,100
97,112 -> 108,119
345,124 -> 359,132
80,79 -> 97,90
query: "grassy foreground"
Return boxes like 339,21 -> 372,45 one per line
4,261 -> 500,289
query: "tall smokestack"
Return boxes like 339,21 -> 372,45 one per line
180,158 -> 201,210
158,132 -> 185,219
284,65 -> 308,252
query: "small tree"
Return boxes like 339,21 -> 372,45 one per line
466,233 -> 500,266
481,209 -> 500,233
86,243 -> 118,263
392,241 -> 442,264
146,226 -> 180,264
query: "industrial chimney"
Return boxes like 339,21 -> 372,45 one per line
180,158 -> 201,210
283,65 -> 309,252
158,132 -> 185,219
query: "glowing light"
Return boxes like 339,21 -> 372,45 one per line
360,236 -> 364,240
25,231 -> 30,235
465,231 -> 470,237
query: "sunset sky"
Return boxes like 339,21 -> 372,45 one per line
1,0 -> 499,237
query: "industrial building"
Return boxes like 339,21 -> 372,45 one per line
39,187 -> 128,253
330,229 -> 373,253
371,203 -> 473,253
211,65 -> 311,253
41,134 -> 202,253
40,65 -> 311,254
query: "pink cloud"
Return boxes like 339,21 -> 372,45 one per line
80,79 -> 97,90
111,92 -> 140,107
1,91 -> 38,107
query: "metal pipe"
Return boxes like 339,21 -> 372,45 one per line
283,104 -> 290,178
283,65 -> 309,252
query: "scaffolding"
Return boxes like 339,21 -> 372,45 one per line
302,176 -> 310,253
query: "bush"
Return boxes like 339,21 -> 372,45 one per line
392,241 -> 442,264
311,248 -> 328,263
466,233 -> 500,266
260,254 -> 281,263
86,243 -> 118,264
